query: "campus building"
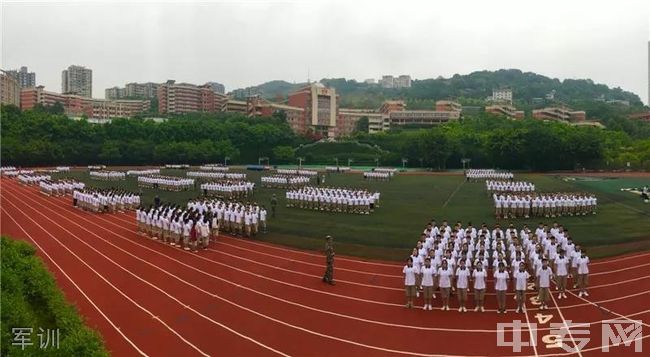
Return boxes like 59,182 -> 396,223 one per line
338,108 -> 387,136
1,70 -> 21,106
20,86 -> 149,119
532,107 -> 586,123
157,80 -> 220,114
6,66 -> 36,88
105,86 -> 126,100
435,100 -> 462,112
379,74 -> 412,88
288,83 -> 339,138
206,81 -> 225,94
126,82 -> 159,98
629,112 -> 650,123
61,65 -> 92,98
378,99 -> 461,128
246,96 -> 306,134
485,105 -> 525,119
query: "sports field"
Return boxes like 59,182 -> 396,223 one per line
51,167 -> 650,260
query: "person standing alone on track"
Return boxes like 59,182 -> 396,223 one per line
322,235 -> 336,285
270,194 -> 278,218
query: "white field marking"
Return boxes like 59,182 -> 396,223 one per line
564,290 -> 650,329
523,305 -> 540,357
2,186 -> 516,357
2,191 -> 289,357
43,188 -> 650,273
1,208 -> 150,357
590,262 -> 650,276
549,292 -> 584,357
9,186 -> 650,334
1,200 -> 211,357
46,191 -> 405,270
10,185 -> 650,313
441,178 -> 465,208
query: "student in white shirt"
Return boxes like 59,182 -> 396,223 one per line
494,262 -> 510,314
536,259 -> 553,310
472,261 -> 487,312
455,260 -> 471,312
571,245 -> 582,288
554,250 -> 569,299
577,250 -> 590,297
437,260 -> 453,311
420,258 -> 436,311
513,262 -> 530,313
403,258 -> 419,309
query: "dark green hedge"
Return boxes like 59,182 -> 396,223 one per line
1,236 -> 108,356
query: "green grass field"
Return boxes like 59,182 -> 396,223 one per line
52,168 -> 650,260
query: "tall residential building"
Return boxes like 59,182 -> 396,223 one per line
492,88 -> 513,105
105,86 -> 126,100
6,66 -> 36,88
61,65 -> 92,97
379,75 -> 395,88
379,74 -> 412,88
157,80 -> 219,115
1,70 -> 21,106
206,81 -> 225,94
288,83 -> 339,138
125,82 -> 159,98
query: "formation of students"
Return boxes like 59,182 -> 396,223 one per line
0,166 -> 17,172
486,180 -> 535,193
276,168 -> 319,177
325,166 -> 351,173
88,165 -> 107,170
18,174 -> 51,185
200,180 -> 255,199
199,164 -> 230,172
187,171 -> 247,180
73,188 -> 140,213
402,220 -> 591,312
55,166 -> 70,172
285,186 -> 380,214
465,169 -> 514,181
493,193 -> 598,219
363,171 -> 391,181
164,164 -> 189,169
375,168 -> 398,174
135,199 -> 267,251
39,179 -> 85,196
138,175 -> 194,191
261,175 -> 311,188
2,169 -> 33,177
89,170 -> 126,181
127,169 -> 161,176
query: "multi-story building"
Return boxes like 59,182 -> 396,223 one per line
388,110 -> 461,127
485,105 -> 525,120
379,74 -> 412,88
491,88 -> 513,105
379,100 -> 407,114
337,108 -> 386,136
435,100 -> 462,112
20,86 -> 149,119
629,112 -> 650,123
206,81 -> 225,94
6,66 -> 36,88
394,75 -> 412,88
125,82 -> 159,98
247,96 -> 306,134
1,70 -> 21,106
364,79 -> 376,84
223,99 -> 247,113
62,65 -> 92,97
288,83 -> 339,138
532,107 -> 586,122
105,86 -> 126,100
157,80 -> 218,115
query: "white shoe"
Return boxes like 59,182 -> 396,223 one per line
428,305 -> 433,311
563,293 -> 567,298
481,307 -> 485,312
474,307 -> 479,312
423,305 -> 428,310
522,307 -> 527,313
558,293 -> 562,299
416,292 -> 420,298
458,307 -> 463,312
503,310 -> 507,314
432,294 -> 436,299
583,292 -> 589,297
578,292 -> 583,297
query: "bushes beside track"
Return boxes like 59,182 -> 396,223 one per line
1,236 -> 108,356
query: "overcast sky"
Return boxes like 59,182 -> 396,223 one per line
2,0 -> 649,103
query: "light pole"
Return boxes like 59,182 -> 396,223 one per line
402,158 -> 408,169
334,158 -> 339,167
348,158 -> 354,167
374,157 -> 379,168
258,156 -> 269,166
298,157 -> 305,169
224,156 -> 230,166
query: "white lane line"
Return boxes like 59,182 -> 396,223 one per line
2,191 -> 286,357
1,202 -> 210,357
1,209 -> 150,357
9,185 -> 650,334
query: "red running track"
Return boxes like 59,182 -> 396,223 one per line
1,178 -> 649,356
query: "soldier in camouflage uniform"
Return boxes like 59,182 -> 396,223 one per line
322,235 -> 336,285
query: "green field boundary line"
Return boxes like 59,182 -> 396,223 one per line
441,179 -> 465,208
